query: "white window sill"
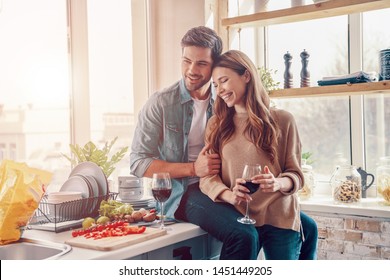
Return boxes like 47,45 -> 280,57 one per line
299,195 -> 390,219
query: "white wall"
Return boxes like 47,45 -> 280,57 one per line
148,0 -> 205,93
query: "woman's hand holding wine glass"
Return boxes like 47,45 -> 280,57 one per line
151,172 -> 172,230
237,164 -> 262,225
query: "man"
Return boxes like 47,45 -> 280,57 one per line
130,26 -> 317,259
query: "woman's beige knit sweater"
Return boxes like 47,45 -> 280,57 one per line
200,108 -> 304,232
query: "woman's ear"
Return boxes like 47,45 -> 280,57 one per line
244,70 -> 251,83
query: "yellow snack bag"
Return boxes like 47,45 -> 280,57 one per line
0,160 -> 52,245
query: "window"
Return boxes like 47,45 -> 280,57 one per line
0,0 -> 70,189
267,16 -> 350,182
86,0 -> 134,181
0,0 -> 138,191
363,8 -> 390,176
225,1 -> 390,196
0,143 -> 5,161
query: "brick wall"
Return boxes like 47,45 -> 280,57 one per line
306,211 -> 390,260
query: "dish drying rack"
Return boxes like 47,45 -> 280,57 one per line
27,192 -> 118,233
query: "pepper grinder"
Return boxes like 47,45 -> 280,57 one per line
283,51 -> 293,88
300,49 -> 310,87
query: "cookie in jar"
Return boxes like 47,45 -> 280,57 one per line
377,156 -> 390,205
331,165 -> 362,203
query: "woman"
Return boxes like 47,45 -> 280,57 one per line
200,50 -> 304,260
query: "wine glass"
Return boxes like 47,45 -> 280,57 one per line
151,172 -> 172,230
237,164 -> 262,225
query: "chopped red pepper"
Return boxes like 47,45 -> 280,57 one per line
71,221 -> 147,239
137,226 -> 146,233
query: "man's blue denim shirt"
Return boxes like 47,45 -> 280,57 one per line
130,79 -> 215,218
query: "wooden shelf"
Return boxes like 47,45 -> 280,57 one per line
220,0 -> 390,99
269,80 -> 390,99
222,0 -> 390,28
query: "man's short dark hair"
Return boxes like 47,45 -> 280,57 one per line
181,26 -> 223,62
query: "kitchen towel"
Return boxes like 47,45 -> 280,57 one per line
317,71 -> 377,86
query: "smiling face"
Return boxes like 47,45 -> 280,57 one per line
212,66 -> 250,112
181,46 -> 214,98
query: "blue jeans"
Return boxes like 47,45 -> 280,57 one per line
299,211 -> 318,260
175,184 -> 317,260
257,224 -> 301,260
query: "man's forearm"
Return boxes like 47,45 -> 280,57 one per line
143,159 -> 195,178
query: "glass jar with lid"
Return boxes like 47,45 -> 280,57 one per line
298,159 -> 315,199
376,156 -> 390,205
331,165 -> 362,203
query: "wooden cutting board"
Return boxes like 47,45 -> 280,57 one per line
65,227 -> 167,251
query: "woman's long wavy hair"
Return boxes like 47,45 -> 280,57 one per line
207,50 -> 279,163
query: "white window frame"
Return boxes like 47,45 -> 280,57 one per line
349,13 -> 366,169
66,0 -> 149,146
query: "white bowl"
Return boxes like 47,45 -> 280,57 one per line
48,191 -> 82,202
118,176 -> 142,188
47,198 -> 64,204
47,191 -> 83,221
119,187 -> 144,201
49,191 -> 82,196
47,197 -> 83,221
118,176 -> 143,200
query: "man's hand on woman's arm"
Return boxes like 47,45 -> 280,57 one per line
193,144 -> 221,177
143,144 -> 221,179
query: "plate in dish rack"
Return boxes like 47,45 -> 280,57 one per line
73,173 -> 100,198
69,162 -> 109,198
73,173 -> 102,214
59,176 -> 92,216
60,175 -> 92,199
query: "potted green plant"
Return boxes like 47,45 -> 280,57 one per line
62,136 -> 128,178
302,151 -> 314,165
258,67 -> 280,92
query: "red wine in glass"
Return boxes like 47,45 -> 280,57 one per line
237,164 -> 262,225
152,188 -> 172,202
241,180 -> 260,194
152,172 -> 172,230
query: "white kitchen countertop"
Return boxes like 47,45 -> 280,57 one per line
22,222 -> 208,260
